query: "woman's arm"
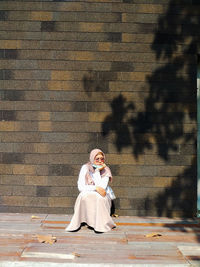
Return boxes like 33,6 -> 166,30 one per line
93,170 -> 110,197
93,171 -> 109,190
77,165 -> 96,192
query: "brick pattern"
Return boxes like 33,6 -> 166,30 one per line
0,0 -> 198,217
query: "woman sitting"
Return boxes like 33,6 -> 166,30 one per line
65,148 -> 116,233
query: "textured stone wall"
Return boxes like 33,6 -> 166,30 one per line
0,0 -> 198,217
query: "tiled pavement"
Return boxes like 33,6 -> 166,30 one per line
0,213 -> 200,266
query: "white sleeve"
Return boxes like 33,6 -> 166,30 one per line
93,170 -> 109,190
77,165 -> 96,192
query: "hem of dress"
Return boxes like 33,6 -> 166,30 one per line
65,222 -> 116,233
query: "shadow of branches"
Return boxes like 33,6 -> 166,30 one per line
101,1 -> 199,218
82,1 -> 199,221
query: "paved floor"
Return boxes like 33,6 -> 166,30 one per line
0,213 -> 199,266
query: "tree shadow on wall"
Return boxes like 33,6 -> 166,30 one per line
104,1 -> 198,219
83,70 -> 117,97
137,1 -> 199,219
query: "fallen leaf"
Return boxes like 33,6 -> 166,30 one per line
31,215 -> 41,219
112,214 -> 119,217
128,255 -> 137,259
120,238 -> 128,243
36,234 -> 57,244
145,232 -> 162,238
72,252 -> 81,257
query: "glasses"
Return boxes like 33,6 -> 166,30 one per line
95,157 -> 105,162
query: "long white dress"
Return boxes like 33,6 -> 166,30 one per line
65,164 -> 116,232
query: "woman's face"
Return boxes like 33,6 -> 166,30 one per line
94,153 -> 105,166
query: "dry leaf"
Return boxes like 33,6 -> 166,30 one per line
72,252 -> 81,257
128,255 -> 137,259
145,232 -> 162,238
36,234 -> 57,244
31,215 -> 41,219
120,238 -> 128,243
112,214 -> 119,217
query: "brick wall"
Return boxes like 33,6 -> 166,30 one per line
0,0 -> 198,217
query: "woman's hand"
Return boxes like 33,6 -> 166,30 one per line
96,186 -> 106,197
97,163 -> 106,171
